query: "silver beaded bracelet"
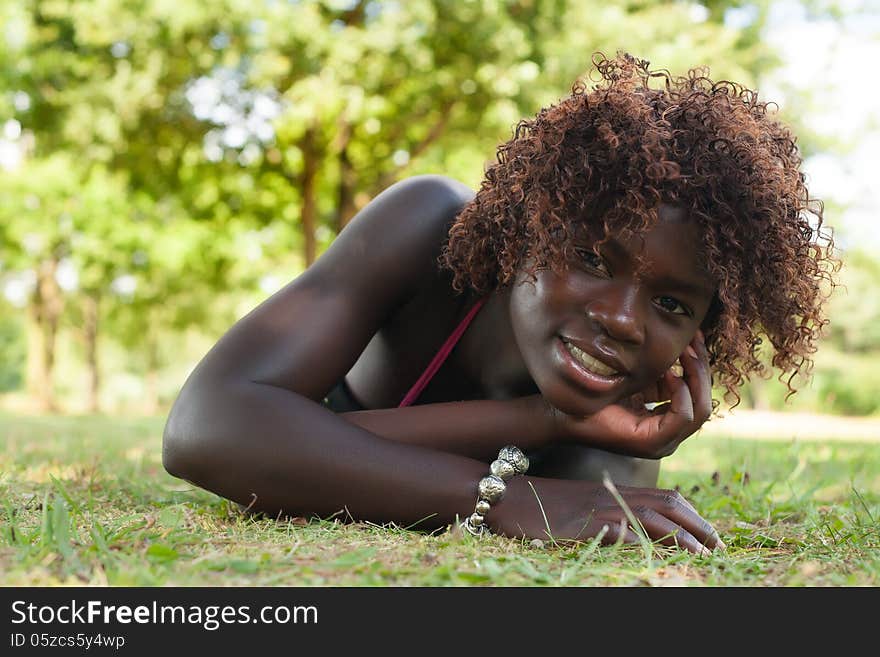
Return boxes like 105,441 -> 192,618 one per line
461,445 -> 529,537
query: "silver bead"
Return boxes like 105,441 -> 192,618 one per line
490,458 -> 516,480
498,445 -> 529,474
469,513 -> 484,526
475,500 -> 491,515
461,518 -> 485,537
477,474 -> 506,504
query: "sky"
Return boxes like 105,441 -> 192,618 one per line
760,0 -> 880,251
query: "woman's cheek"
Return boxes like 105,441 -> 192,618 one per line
645,342 -> 685,381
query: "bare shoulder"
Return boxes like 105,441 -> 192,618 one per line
376,174 -> 475,209
303,175 -> 475,302
184,175 -> 475,396
375,174 -> 475,210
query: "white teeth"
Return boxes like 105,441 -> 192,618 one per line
564,341 -> 618,377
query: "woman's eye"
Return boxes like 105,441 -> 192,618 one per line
575,248 -> 609,275
655,295 -> 691,316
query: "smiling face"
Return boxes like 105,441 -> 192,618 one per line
508,205 -> 716,416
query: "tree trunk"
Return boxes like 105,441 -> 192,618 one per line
300,126 -> 320,267
334,123 -> 358,233
750,377 -> 770,410
144,329 -> 160,416
24,307 -> 45,407
26,258 -> 64,413
83,293 -> 100,413
742,377 -> 769,410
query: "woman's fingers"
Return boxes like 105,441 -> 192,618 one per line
549,482 -> 725,554
654,369 -> 694,435
610,487 -> 725,552
590,506 -> 710,554
630,506 -> 709,554
680,332 -> 713,423
588,518 -> 641,547
617,482 -> 699,515
640,332 -> 713,455
646,491 -> 725,551
566,330 -> 714,458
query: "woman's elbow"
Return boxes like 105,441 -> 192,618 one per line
161,380 -> 279,484
162,411 -> 198,481
161,388 -> 219,483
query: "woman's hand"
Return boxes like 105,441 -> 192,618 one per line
549,330 -> 713,459
492,474 -> 725,555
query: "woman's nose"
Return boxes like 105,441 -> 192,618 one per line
586,285 -> 645,345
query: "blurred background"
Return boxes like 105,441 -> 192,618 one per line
0,0 -> 877,420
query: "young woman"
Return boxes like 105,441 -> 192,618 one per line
162,54 -> 835,555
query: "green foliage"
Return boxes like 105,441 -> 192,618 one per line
255,0 -> 775,212
1,0 -> 873,413
826,249 -> 880,353
735,347 -> 880,417
815,369 -> 880,416
811,351 -> 880,416
732,246 -> 880,416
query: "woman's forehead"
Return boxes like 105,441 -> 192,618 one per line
570,202 -> 688,236
585,207 -> 715,294
636,220 -> 714,293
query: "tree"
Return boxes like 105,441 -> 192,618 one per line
0,0 -> 782,412
0,0 -> 266,410
239,0 -> 776,264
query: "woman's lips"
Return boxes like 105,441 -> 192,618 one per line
564,340 -> 618,375
557,337 -> 625,393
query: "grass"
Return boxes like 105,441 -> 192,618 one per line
1,411 -> 878,586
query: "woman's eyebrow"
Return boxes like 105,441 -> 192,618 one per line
598,237 -> 715,297
648,274 -> 716,298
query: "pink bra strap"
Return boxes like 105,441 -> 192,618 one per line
398,298 -> 487,407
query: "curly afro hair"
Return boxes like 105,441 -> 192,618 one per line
439,52 -> 838,406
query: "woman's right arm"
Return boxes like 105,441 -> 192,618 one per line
163,176 -> 533,526
162,175 -> 491,529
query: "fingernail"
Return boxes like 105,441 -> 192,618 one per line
717,539 -> 727,551
700,546 -> 712,557
685,345 -> 698,359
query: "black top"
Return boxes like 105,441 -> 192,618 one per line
322,379 -> 367,413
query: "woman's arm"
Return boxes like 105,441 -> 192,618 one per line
165,377 -> 720,552
164,376 -> 489,528
338,395 -> 552,460
163,175 -> 529,525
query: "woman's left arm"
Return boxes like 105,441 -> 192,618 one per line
337,394 -> 554,460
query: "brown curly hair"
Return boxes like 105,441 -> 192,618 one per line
439,52 -> 838,406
